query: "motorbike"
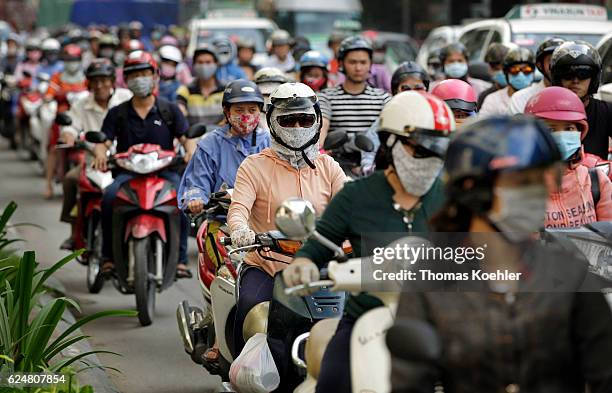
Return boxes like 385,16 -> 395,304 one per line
85,125 -> 205,326
323,130 -> 375,178
279,198 -> 612,393
55,114 -> 113,293
20,72 -> 56,167
0,72 -> 18,149
177,204 -> 346,391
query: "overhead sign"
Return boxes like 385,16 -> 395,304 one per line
517,4 -> 607,21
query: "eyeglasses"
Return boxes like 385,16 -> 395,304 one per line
399,83 -> 426,92
276,113 -> 317,128
558,66 -> 595,81
507,65 -> 534,75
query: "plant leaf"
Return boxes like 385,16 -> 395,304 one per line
50,350 -> 119,372
47,310 -> 137,352
32,250 -> 83,295
43,334 -> 91,361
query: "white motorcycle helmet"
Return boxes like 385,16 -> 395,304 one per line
159,45 -> 182,64
41,38 -> 60,52
267,82 -> 322,168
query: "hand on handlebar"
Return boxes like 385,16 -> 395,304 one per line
230,226 -> 256,248
59,132 -> 76,147
187,199 -> 204,215
282,258 -> 321,296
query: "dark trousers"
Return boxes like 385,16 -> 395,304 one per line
315,314 -> 355,393
101,170 -> 188,263
233,267 -> 274,355
60,165 -> 80,223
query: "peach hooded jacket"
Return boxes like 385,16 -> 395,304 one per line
545,164 -> 612,228
228,148 -> 346,276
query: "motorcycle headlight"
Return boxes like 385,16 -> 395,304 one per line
116,152 -> 174,174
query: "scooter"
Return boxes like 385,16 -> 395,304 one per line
323,129 -> 375,179
0,72 -> 18,149
85,125 -> 205,326
55,115 -> 114,293
275,198 -> 399,393
280,199 -> 612,393
22,72 -> 56,168
177,212 -> 345,391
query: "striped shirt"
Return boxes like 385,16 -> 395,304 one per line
319,85 -> 391,134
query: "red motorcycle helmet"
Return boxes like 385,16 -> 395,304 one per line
524,86 -> 589,139
431,79 -> 477,113
123,50 -> 158,78
62,44 -> 82,61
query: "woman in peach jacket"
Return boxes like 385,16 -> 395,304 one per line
525,87 -> 612,228
227,83 -> 346,355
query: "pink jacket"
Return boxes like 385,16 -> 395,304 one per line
228,148 -> 347,276
545,164 -> 612,228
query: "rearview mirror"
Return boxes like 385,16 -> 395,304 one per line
84,131 -> 107,144
275,198 -> 317,240
55,112 -> 72,126
386,318 -> 441,363
186,123 -> 207,139
354,134 -> 374,152
323,130 -> 349,151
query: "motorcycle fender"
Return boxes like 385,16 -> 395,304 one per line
124,214 -> 167,242
350,307 -> 394,393
210,276 -> 236,362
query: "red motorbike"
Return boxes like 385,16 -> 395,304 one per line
85,126 -> 204,326
55,121 -> 113,294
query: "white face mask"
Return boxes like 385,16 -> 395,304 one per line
127,76 -> 154,97
270,107 -> 320,169
193,63 -> 217,80
391,142 -> 443,196
64,61 -> 82,75
488,184 -> 548,243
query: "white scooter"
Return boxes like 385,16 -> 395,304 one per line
274,197 -> 401,393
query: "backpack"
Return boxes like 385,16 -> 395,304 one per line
589,168 -> 600,207
116,97 -> 176,136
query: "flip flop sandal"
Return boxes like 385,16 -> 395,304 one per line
176,267 -> 193,279
101,262 -> 115,278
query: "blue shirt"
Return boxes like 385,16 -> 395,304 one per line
101,98 -> 189,153
158,79 -> 181,103
216,62 -> 246,87
37,61 -> 64,79
178,125 -> 270,209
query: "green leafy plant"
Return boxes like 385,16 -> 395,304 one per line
0,202 -> 137,391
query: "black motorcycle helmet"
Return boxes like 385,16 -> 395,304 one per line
85,58 -> 116,80
550,40 -> 601,96
443,116 -> 560,216
503,47 -> 535,72
391,61 -> 430,93
535,37 -> 565,74
222,79 -> 264,109
337,35 -> 373,61
484,43 -> 513,66
192,44 -> 218,64
439,42 -> 469,65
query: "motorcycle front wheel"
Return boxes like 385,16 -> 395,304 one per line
133,236 -> 158,326
86,216 -> 105,293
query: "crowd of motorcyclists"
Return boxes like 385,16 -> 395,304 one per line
0,19 -> 611,393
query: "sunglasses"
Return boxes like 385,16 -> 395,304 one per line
398,137 -> 439,158
276,113 -> 317,128
559,66 -> 594,81
399,83 -> 426,92
507,65 -> 534,75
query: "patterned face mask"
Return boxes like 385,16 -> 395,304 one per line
229,113 -> 260,136
270,107 -> 320,169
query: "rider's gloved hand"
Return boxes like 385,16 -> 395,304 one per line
187,199 -> 204,215
282,258 -> 320,295
230,226 -> 256,248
